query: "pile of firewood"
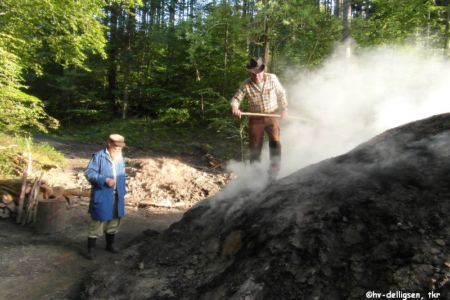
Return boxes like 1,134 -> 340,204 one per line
0,178 -> 90,223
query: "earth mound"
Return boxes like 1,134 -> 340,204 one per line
84,114 -> 450,300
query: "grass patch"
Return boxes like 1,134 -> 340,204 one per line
0,133 -> 66,179
45,117 -> 244,161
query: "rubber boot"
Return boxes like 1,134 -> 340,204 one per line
105,233 -> 119,253
87,237 -> 96,260
268,164 -> 280,182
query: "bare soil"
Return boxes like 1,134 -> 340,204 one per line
0,137 -> 229,300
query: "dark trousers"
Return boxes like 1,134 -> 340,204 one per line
248,116 -> 281,170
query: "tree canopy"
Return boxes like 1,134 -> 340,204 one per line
1,0 -> 450,134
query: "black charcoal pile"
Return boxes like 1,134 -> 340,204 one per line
84,114 -> 450,300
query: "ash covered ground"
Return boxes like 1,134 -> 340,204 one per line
84,114 -> 450,300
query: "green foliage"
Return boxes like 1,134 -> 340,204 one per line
184,4 -> 249,93
0,0 -> 113,134
0,0 -> 107,70
268,0 -> 341,69
352,0 -> 440,47
3,0 -> 450,161
0,45 -> 59,133
157,108 -> 190,124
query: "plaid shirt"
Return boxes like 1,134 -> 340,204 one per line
231,73 -> 288,113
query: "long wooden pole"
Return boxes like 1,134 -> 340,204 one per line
240,112 -> 310,122
16,168 -> 28,224
16,139 -> 32,224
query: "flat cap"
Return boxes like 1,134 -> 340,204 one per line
108,134 -> 125,147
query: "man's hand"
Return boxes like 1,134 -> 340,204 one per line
231,107 -> 242,118
280,110 -> 288,120
105,178 -> 116,187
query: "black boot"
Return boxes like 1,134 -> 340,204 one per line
87,237 -> 96,260
105,233 -> 119,253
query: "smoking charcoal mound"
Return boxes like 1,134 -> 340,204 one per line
84,113 -> 450,300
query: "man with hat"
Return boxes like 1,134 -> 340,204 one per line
84,134 -> 127,260
231,57 -> 288,180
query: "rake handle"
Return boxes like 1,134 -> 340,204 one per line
240,112 -> 309,121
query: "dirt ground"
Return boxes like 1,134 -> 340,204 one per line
0,206 -> 184,299
0,137 -> 229,300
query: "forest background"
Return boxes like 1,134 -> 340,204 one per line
1,0 -> 450,177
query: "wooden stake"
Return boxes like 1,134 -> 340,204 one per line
16,168 -> 28,224
23,173 -> 43,225
16,139 -> 32,224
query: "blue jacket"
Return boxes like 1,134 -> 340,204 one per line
85,149 -> 126,221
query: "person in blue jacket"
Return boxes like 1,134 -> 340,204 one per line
84,134 -> 127,260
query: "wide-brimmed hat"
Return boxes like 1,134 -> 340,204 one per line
246,58 -> 265,74
108,134 -> 125,147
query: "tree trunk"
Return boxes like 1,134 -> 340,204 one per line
142,0 -> 149,32
334,0 -> 342,17
342,0 -> 351,42
107,4 -> 120,111
223,21 -> 229,95
189,0 -> 195,18
169,0 -> 177,28
149,0 -> 156,28
262,0 -> 271,69
156,0 -> 163,27
444,1 -> 450,56
121,8 -> 136,120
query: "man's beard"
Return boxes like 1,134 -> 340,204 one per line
110,151 -> 122,163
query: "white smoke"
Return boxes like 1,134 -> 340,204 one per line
282,44 -> 450,176
214,44 -> 450,201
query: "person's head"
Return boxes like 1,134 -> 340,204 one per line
107,134 -> 125,160
246,57 -> 265,82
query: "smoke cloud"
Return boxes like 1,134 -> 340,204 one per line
215,44 -> 450,200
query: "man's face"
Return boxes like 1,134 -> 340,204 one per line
251,70 -> 265,83
107,142 -> 123,155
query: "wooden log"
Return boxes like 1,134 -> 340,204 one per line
1,193 -> 14,204
5,201 -> 16,214
34,198 -> 67,234
0,179 -> 32,203
64,187 -> 91,198
0,207 -> 10,219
